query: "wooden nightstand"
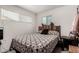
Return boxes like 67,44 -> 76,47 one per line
61,36 -> 78,50
69,37 -> 79,53
69,45 -> 79,53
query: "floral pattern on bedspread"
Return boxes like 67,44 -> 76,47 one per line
10,33 -> 59,53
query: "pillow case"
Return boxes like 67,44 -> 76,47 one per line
38,30 -> 42,33
48,30 -> 58,35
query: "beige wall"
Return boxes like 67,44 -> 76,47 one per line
0,5 -> 36,52
36,5 -> 77,36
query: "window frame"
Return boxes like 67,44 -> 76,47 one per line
41,15 -> 52,25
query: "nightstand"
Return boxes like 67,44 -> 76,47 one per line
61,36 -> 78,50
69,37 -> 79,53
69,45 -> 79,53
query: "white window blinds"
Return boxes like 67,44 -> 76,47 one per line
1,9 -> 19,21
0,8 -> 33,23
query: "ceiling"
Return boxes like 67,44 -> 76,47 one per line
18,5 -> 63,13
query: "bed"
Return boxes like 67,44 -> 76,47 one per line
10,25 -> 61,53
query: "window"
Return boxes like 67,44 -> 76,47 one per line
0,8 -> 33,23
42,16 -> 47,25
1,9 -> 19,21
42,15 -> 52,25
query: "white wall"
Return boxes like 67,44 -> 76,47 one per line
36,5 -> 77,36
0,5 -> 36,52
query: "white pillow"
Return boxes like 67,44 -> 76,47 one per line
48,30 -> 58,35
38,30 -> 42,33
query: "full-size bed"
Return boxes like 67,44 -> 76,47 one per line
10,25 -> 61,53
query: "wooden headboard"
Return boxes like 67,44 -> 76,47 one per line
38,23 -> 61,38
54,26 -> 61,38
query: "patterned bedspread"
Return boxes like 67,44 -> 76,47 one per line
10,32 -> 59,53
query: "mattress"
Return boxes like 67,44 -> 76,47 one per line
11,32 -> 59,53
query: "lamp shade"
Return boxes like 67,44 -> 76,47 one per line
71,8 -> 79,36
